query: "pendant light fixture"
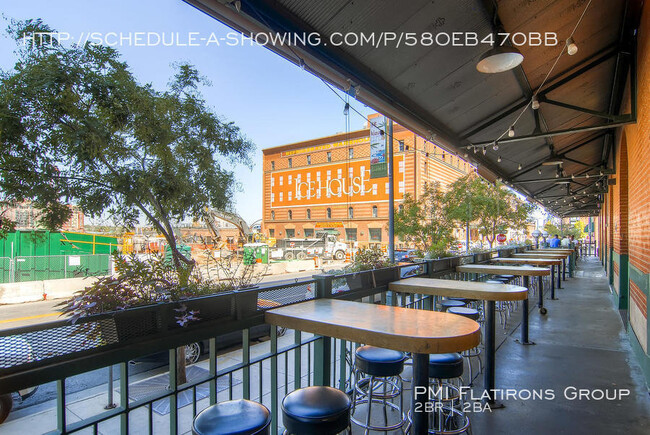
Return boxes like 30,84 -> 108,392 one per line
476,45 -> 524,73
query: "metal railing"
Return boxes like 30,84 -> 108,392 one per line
0,247 -> 530,434
0,254 -> 112,283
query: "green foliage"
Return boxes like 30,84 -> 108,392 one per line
57,252 -> 232,325
446,174 -> 533,248
544,221 -> 585,239
348,246 -> 392,271
0,19 -> 254,272
393,183 -> 455,256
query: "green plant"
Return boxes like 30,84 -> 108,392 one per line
347,246 -> 392,272
57,252 -> 232,325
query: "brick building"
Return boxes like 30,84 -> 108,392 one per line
1,201 -> 84,232
262,115 -> 473,247
596,7 -> 650,379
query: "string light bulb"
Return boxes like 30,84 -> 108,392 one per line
493,142 -> 499,151
538,169 -> 542,175
343,103 -> 350,116
497,156 -> 502,163
473,147 -> 478,154
566,37 -> 578,55
508,126 -> 515,137
518,163 -> 522,170
531,95 -> 540,110
586,173 -> 590,178
482,146 -> 487,155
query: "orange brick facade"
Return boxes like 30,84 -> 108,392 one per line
262,117 -> 472,247
598,5 -> 649,357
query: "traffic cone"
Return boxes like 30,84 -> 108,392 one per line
345,251 -> 351,263
313,256 -> 319,268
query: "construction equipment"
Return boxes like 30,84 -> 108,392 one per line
203,208 -> 268,249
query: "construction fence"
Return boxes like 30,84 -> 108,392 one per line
0,254 -> 112,284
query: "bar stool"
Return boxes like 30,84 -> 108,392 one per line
447,307 -> 482,385
282,386 -> 351,435
408,353 -> 470,434
485,280 -> 511,328
351,346 -> 408,433
439,299 -> 466,312
192,399 -> 271,435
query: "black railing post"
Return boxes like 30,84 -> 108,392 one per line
312,274 -> 333,386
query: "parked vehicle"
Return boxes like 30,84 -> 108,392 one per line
394,249 -> 418,262
270,231 -> 348,261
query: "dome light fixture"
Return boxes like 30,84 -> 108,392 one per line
566,37 -> 578,56
476,45 -> 524,73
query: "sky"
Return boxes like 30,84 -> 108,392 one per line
0,0 -> 375,224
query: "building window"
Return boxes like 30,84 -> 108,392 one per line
288,158 -> 292,168
398,140 -> 404,152
288,210 -> 292,220
327,208 -> 332,219
286,228 -> 295,238
372,205 -> 378,218
345,228 -> 357,241
348,207 -> 354,218
271,161 -> 275,170
349,148 -> 354,159
271,210 -> 275,220
369,228 -> 382,242
327,151 -> 332,162
304,228 -> 314,237
307,155 -> 311,165
306,209 -> 311,219
269,229 -> 275,238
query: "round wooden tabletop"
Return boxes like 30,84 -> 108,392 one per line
389,277 -> 528,301
457,264 -> 550,276
493,257 -> 562,266
265,299 -> 481,354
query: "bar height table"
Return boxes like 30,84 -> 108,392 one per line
512,252 -> 569,290
531,249 -> 574,281
389,278 -> 527,407
265,299 -> 481,435
455,264 -> 550,346
490,257 -> 562,304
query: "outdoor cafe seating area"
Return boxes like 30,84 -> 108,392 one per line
2,245 -> 648,434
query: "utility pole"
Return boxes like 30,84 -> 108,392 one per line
388,119 -> 395,263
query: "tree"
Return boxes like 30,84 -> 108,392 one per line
447,174 -> 533,249
0,20 -> 253,271
393,182 -> 455,256
0,20 -> 254,383
445,174 -> 485,252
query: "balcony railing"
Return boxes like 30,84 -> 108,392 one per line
0,246 -> 532,434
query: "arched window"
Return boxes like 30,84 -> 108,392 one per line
288,210 -> 292,220
306,209 -> 311,219
348,207 -> 354,218
271,210 -> 275,220
372,206 -> 378,218
327,208 -> 332,219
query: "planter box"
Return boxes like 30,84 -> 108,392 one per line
175,293 -> 236,327
110,304 -> 163,342
371,267 -> 398,288
345,272 -> 372,291
234,287 -> 260,320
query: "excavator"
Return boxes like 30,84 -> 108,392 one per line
203,208 -> 272,250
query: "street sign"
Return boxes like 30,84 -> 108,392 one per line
496,234 -> 507,243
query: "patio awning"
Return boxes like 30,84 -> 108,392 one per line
184,0 -> 642,216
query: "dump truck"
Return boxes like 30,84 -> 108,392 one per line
270,231 -> 348,261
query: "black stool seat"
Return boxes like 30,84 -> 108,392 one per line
282,386 -> 351,435
497,274 -> 515,279
447,306 -> 480,321
447,297 -> 470,303
355,346 -> 406,377
193,399 -> 271,435
485,280 -> 505,284
440,299 -> 466,311
428,353 -> 464,379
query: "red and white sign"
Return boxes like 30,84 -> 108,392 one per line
496,234 -> 507,243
